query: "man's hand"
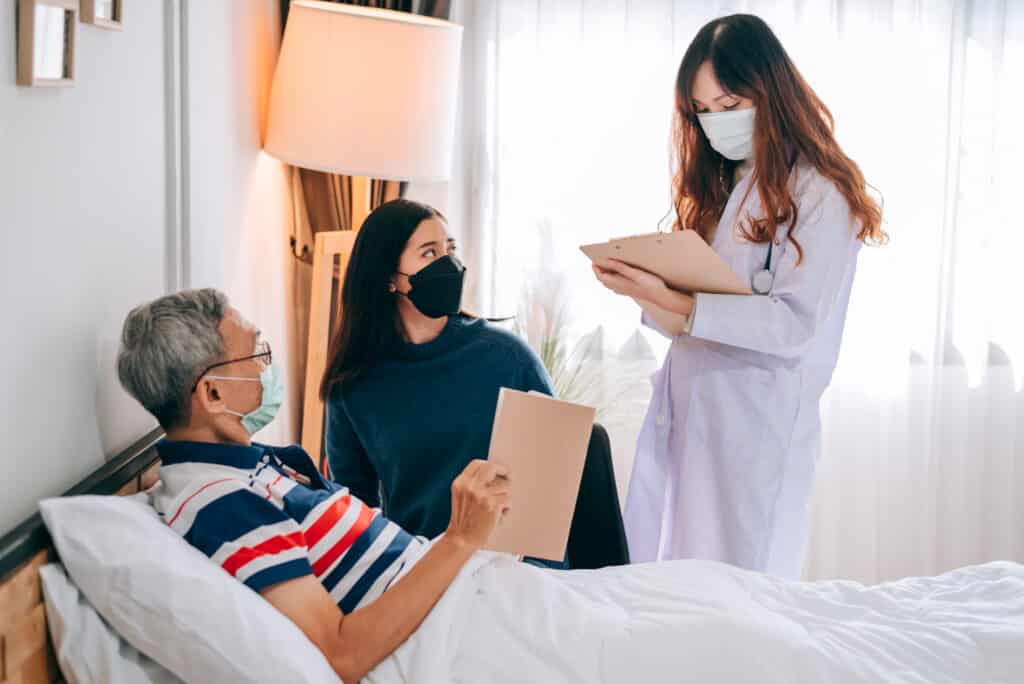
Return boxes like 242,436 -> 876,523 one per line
446,460 -> 511,551
261,463 -> 512,684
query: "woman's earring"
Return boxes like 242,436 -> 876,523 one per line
388,283 -> 397,293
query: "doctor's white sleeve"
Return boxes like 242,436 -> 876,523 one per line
688,185 -> 861,359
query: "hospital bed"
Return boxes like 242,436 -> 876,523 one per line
2,428 -> 1023,683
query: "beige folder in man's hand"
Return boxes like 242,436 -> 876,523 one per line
483,388 -> 596,560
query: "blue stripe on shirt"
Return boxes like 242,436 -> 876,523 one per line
244,557 -> 313,593
320,514 -> 388,595
184,489 -> 288,556
340,529 -> 414,613
280,474 -> 333,522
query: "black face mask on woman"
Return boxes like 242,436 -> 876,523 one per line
395,255 -> 467,318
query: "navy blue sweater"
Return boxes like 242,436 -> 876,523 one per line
325,315 -> 554,540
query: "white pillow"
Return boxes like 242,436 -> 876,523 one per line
39,492 -> 341,684
40,563 -> 183,684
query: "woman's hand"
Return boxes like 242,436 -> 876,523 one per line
446,460 -> 511,551
592,258 -> 668,301
593,259 -> 695,316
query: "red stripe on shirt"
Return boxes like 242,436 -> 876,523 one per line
168,478 -> 239,527
311,504 -> 375,577
264,474 -> 284,500
304,494 -> 353,549
221,530 -> 308,577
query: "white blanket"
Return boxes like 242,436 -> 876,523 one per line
366,555 -> 1024,683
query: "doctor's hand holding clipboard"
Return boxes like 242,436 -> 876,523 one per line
586,13 -> 886,580
592,258 -> 695,337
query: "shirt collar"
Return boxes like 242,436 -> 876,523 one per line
156,438 -> 267,470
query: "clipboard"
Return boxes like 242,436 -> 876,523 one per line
483,388 -> 596,561
580,230 -> 752,295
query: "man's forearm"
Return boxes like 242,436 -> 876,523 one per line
334,535 -> 475,682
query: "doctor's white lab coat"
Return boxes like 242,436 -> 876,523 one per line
623,163 -> 862,579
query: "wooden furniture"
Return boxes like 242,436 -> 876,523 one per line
16,0 -> 78,88
0,429 -> 162,684
300,229 -> 359,468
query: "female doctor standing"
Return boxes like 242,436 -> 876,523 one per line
593,14 -> 885,579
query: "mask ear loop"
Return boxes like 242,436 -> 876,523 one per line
201,375 -> 261,425
389,273 -> 410,297
655,206 -> 675,234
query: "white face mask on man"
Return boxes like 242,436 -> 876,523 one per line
697,107 -> 756,161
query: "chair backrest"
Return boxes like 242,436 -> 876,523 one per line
566,423 -> 630,570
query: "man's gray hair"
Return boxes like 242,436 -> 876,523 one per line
117,288 -> 229,429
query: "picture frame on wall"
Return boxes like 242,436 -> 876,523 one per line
81,0 -> 124,30
16,0 -> 78,87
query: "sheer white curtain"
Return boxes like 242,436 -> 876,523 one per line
447,0 -> 1024,583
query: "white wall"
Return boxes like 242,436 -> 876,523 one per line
1,0 -> 173,532
0,0 -> 296,533
184,0 -> 299,448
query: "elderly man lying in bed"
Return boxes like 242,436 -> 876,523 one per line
118,289 -> 1024,684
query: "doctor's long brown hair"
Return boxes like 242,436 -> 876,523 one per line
673,14 -> 886,260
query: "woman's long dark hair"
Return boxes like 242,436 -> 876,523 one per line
673,14 -> 885,261
319,198 -> 447,399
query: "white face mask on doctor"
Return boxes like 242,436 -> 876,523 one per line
697,107 -> 756,161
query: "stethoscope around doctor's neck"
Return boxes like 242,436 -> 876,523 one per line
751,238 -> 776,295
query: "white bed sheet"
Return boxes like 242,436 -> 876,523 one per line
366,554 -> 1024,684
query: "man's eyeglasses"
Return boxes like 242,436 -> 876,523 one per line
191,341 -> 272,393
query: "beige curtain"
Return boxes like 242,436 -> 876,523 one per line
286,0 -> 451,432
288,170 -> 402,263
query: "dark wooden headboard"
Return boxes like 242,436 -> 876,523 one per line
0,428 -> 164,684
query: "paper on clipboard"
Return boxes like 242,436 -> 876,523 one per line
483,388 -> 595,560
580,230 -> 752,295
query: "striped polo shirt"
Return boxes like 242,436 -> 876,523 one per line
152,439 -> 427,613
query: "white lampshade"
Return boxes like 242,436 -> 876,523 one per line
264,0 -> 463,182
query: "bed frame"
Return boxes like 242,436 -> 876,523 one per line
0,428 -> 163,684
